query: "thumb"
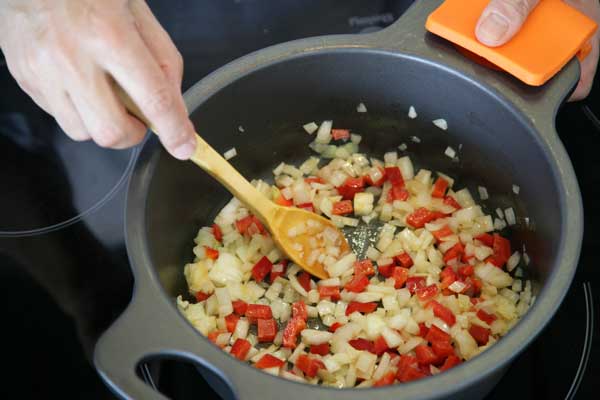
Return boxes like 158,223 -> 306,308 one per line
475,0 -> 540,47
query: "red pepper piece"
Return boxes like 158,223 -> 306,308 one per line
232,300 -> 248,315
415,345 -> 438,365
331,128 -> 350,140
337,177 -> 365,200
398,366 -> 427,382
378,262 -> 395,278
207,330 -> 227,347
431,340 -> 455,358
372,335 -> 389,356
418,323 -> 429,338
406,207 -> 445,228
428,300 -> 456,326
304,176 -> 325,184
318,285 -> 341,301
345,301 -> 378,315
292,301 -> 308,321
373,371 -> 396,387
296,354 -> 324,378
329,322 -> 343,332
282,316 -> 306,349
432,225 -> 453,241
476,309 -> 497,325
443,242 -> 465,263
195,291 -> 212,302
297,202 -> 315,212
416,284 -> 440,301
469,324 -> 491,345
332,200 -> 353,215
387,186 -> 409,203
384,166 -> 405,188
224,314 -> 240,333
431,177 -> 449,198
344,274 -> 370,293
251,256 -> 273,283
269,262 -> 287,283
230,338 -> 252,360
394,252 -> 414,268
204,246 -> 219,260
458,265 -> 474,277
406,276 -> 426,294
440,354 -> 462,371
254,354 -> 285,369
425,325 -> 451,344
354,259 -> 375,276
392,267 -> 409,289
474,233 -> 494,247
297,272 -> 312,292
235,215 -> 266,236
443,195 -> 462,210
349,338 -> 374,352
491,234 -> 512,267
275,194 -> 293,206
309,343 -> 330,356
257,318 -> 278,342
212,224 -> 223,242
245,304 -> 273,319
440,266 -> 457,289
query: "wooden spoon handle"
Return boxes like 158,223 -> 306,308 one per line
116,85 -> 275,221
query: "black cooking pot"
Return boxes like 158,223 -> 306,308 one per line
94,1 -> 583,399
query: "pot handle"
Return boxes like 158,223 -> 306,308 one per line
363,0 -> 580,121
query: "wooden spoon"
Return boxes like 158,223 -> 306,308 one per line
117,88 -> 349,279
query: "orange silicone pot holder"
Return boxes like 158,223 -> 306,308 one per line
425,0 -> 598,86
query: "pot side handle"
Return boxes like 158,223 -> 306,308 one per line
364,0 -> 580,125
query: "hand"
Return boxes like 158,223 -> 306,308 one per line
475,0 -> 600,101
0,0 -> 196,159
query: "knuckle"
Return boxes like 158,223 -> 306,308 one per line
161,120 -> 193,148
143,86 -> 174,116
93,124 -> 124,148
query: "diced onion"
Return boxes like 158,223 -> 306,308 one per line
433,118 -> 448,130
408,106 -> 417,119
223,147 -> 237,160
478,186 -> 489,200
505,207 -> 516,225
303,122 -> 319,134
444,146 -> 456,159
356,103 -> 367,113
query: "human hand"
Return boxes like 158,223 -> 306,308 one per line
0,0 -> 196,159
475,0 -> 600,101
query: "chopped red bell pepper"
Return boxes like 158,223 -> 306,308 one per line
304,176 -> 325,184
257,318 -> 278,342
318,285 -> 341,301
232,300 -> 248,315
345,301 -> 378,315
344,274 -> 370,293
204,246 -> 219,260
474,233 -> 494,247
377,262 -> 395,278
337,177 -> 365,200
251,256 -> 273,283
440,354 -> 462,371
282,316 -> 306,348
415,345 -> 438,365
384,166 -> 405,188
254,354 -> 285,369
296,354 -> 324,378
354,259 -> 375,276
275,194 -> 293,206
328,322 -> 343,332
349,338 -> 374,352
476,309 -> 497,325
212,224 -> 223,242
392,267 -> 409,289
416,284 -> 440,301
443,242 -> 465,263
207,329 -> 227,347
406,276 -> 426,294
297,202 -> 315,212
431,177 -> 449,198
428,300 -> 456,326
425,325 -> 451,344
292,301 -> 308,320
458,265 -> 474,277
364,167 -> 386,187
269,262 -> 287,283
395,252 -> 414,268
195,291 -> 212,302
230,338 -> 252,360
431,340 -> 455,358
235,215 -> 266,236
418,323 -> 429,338
309,343 -> 330,356
374,371 -> 396,387
443,195 -> 462,210
469,324 -> 491,345
332,200 -> 353,215
245,304 -> 273,319
297,272 -> 312,292
406,207 -> 445,228
491,234 -> 511,267
372,335 -> 389,355
397,354 -> 418,371
224,314 -> 240,333
440,266 -> 457,289
432,225 -> 453,241
387,186 -> 409,203
397,365 -> 427,382
331,128 -> 350,141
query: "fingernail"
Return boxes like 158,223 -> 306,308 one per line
478,12 -> 510,45
172,137 -> 197,160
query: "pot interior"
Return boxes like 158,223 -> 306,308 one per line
142,49 -> 561,315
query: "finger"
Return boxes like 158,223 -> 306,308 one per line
569,37 -> 599,101
475,0 -> 540,47
65,67 -> 147,149
129,0 -> 184,88
98,15 -> 195,159
49,93 -> 91,141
